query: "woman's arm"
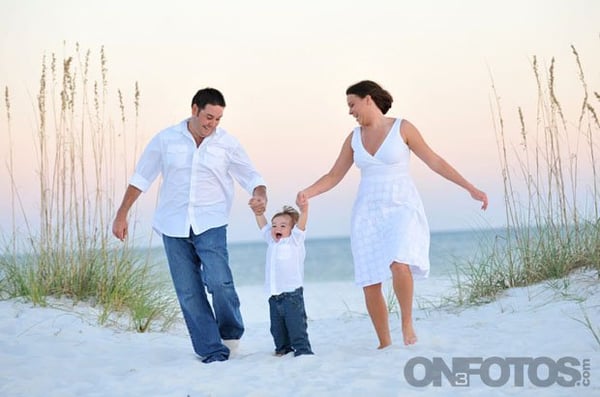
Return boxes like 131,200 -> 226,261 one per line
297,133 -> 354,206
402,120 -> 488,210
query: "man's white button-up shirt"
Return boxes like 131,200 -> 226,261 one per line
129,119 -> 265,237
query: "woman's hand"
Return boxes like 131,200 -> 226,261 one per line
470,187 -> 488,210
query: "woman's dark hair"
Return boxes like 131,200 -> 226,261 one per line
346,80 -> 393,114
191,87 -> 226,109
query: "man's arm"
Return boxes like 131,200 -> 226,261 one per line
112,185 -> 142,241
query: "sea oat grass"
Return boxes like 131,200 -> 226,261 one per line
0,44 -> 177,332
452,43 -> 600,305
576,305 -> 600,348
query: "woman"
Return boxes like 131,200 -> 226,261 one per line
296,80 -> 488,348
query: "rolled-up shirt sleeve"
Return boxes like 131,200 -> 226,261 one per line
129,134 -> 162,192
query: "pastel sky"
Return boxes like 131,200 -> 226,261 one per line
1,0 -> 599,243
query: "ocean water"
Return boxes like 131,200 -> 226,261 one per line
145,228 -> 503,287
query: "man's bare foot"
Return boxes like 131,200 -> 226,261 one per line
402,323 -> 418,345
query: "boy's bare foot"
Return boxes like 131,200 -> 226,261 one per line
402,323 -> 418,345
377,342 -> 392,350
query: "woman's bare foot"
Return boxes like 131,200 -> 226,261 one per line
402,323 -> 418,345
377,342 -> 392,350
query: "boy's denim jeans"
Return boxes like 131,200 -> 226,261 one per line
162,226 -> 244,362
268,287 -> 313,356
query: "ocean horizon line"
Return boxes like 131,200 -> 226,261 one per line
129,225 -> 507,248
228,224 -> 506,246
127,226 -> 506,249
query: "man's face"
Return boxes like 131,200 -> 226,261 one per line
190,103 -> 224,137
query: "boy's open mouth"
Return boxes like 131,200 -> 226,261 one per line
275,233 -> 282,239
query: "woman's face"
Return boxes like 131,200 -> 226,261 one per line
347,94 -> 368,125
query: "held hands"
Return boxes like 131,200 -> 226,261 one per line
296,195 -> 308,213
296,190 -> 308,209
249,196 -> 267,216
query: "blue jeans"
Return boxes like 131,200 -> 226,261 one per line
268,287 -> 313,356
162,226 -> 244,362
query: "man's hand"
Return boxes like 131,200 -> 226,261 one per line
112,214 -> 128,241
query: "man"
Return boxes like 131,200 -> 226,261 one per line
112,87 -> 267,363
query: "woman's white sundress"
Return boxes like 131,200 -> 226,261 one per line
350,118 -> 430,287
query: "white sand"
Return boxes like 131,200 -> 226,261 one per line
1,271 -> 599,396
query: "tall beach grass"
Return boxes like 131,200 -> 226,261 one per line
0,44 -> 177,332
454,44 -> 600,305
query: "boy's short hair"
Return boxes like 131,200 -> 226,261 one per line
271,205 -> 300,226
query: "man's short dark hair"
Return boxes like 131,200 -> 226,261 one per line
191,88 -> 226,109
